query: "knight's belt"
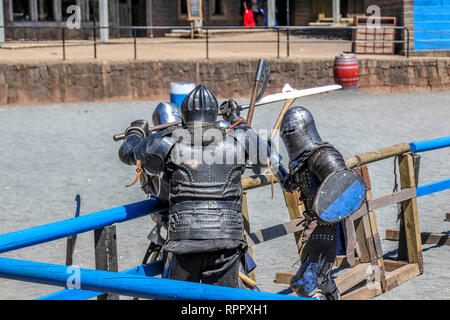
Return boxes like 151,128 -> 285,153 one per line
169,200 -> 242,214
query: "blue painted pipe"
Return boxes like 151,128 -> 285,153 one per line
0,198 -> 168,254
0,257 -> 308,300
409,136 -> 450,153
417,178 -> 450,197
36,260 -> 164,300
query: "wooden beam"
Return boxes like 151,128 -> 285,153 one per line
398,153 -> 423,272
283,191 -> 305,257
276,263 -> 374,295
386,263 -> 420,291
356,166 -> 388,291
386,229 -> 450,246
242,174 -> 274,191
345,143 -> 411,169
341,284 -> 382,300
334,255 -> 360,269
275,271 -> 295,285
383,259 -> 408,273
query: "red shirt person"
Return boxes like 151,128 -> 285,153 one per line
243,2 -> 256,27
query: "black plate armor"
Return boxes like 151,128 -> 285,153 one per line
168,133 -> 246,241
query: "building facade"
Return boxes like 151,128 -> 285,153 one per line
1,1 -> 446,52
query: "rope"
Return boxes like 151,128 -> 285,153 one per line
392,155 -> 403,222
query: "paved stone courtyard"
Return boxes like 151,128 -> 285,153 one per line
0,89 -> 448,299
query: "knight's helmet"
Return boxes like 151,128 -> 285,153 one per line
280,106 -> 324,161
181,85 -> 219,126
152,102 -> 182,126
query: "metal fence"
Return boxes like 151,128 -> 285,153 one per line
0,25 -> 411,59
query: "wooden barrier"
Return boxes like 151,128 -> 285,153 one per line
241,137 -> 449,300
274,164 -> 422,300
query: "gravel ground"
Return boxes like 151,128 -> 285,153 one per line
0,90 -> 448,300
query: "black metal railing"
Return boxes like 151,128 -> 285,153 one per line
0,25 -> 411,60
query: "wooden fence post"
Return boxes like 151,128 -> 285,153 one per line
355,166 -> 387,292
398,152 -> 424,273
282,191 -> 305,258
94,225 -> 119,300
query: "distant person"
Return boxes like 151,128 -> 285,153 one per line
251,0 -> 264,26
243,2 -> 256,27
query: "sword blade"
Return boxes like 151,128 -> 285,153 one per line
241,84 -> 342,110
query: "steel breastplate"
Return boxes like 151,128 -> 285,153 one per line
168,135 -> 246,241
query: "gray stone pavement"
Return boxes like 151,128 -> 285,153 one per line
0,90 -> 448,299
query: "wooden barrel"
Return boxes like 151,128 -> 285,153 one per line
334,54 -> 359,89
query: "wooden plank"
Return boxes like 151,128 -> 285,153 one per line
386,263 -> 420,291
334,255 -> 360,269
341,284 -> 382,300
386,229 -> 450,246
335,263 -> 373,294
398,153 -> 424,272
244,218 -> 305,246
398,154 -> 420,260
275,271 -> 295,285
383,259 -> 408,273
353,167 -> 371,263
358,166 -> 388,292
276,263 -> 374,296
283,191 -> 305,257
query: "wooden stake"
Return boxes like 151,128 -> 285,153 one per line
386,228 -> 450,246
398,153 -> 424,273
282,191 -> 305,257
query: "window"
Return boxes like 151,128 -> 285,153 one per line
13,0 -> 30,21
38,0 -> 53,21
62,0 -> 78,20
210,0 -> 223,16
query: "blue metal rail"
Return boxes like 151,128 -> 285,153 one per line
409,136 -> 450,153
0,257 -> 306,300
0,198 -> 167,254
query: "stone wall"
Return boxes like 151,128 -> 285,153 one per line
1,57 -> 449,105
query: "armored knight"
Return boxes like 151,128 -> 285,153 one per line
278,106 -> 366,300
119,102 -> 182,262
122,85 -> 282,287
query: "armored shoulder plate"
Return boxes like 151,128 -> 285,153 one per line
133,129 -> 176,176
228,125 -> 271,172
